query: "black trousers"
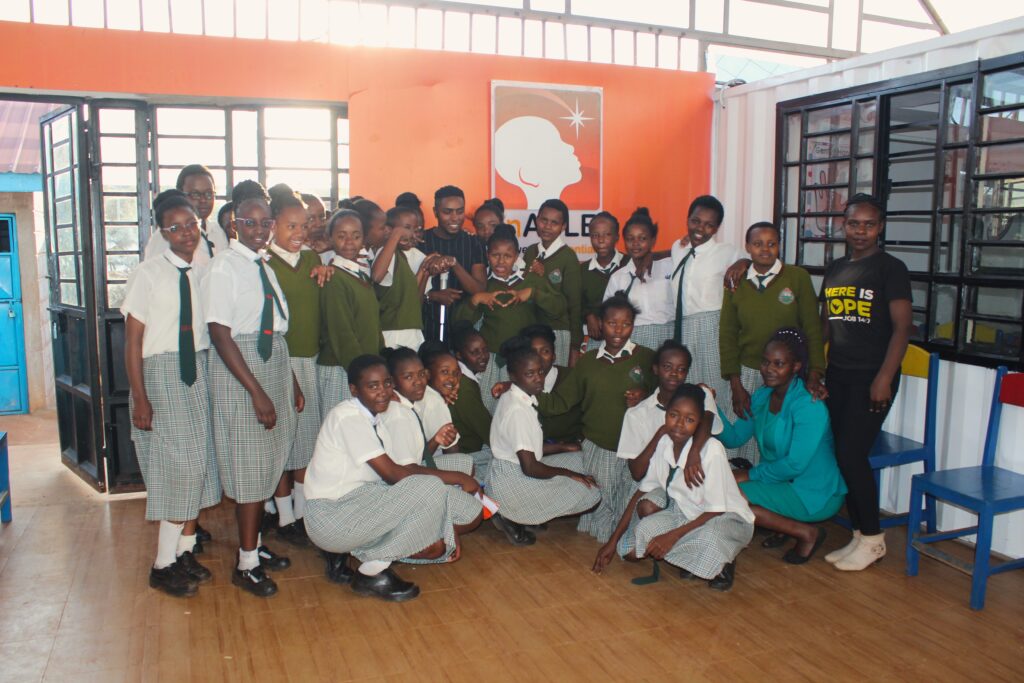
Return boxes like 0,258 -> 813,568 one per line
825,366 -> 901,536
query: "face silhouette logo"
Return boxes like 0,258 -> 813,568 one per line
492,83 -> 602,211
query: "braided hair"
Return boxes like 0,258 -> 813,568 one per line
768,327 -> 810,380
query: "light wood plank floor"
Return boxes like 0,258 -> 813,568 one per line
1,411 -> 1022,682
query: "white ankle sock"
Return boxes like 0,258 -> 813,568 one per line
176,533 -> 197,557
156,521 -> 184,569
264,499 -> 277,514
238,548 -> 260,571
257,532 -> 263,548
292,482 -> 306,520
357,560 -> 391,576
276,494 -> 296,526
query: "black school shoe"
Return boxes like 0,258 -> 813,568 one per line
232,566 -> 278,597
351,567 -> 420,602
258,545 -> 291,571
708,562 -> 736,592
276,521 -> 310,547
195,524 -> 212,543
150,564 -> 198,598
177,551 -> 213,584
492,514 -> 537,546
324,552 -> 355,585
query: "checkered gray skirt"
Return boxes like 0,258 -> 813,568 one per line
577,439 -> 633,543
131,351 -> 220,521
463,445 -> 493,483
435,452 -> 474,476
721,365 -> 764,464
630,322 -> 674,351
616,494 -> 753,579
680,310 -> 730,400
287,355 -> 320,471
209,333 -> 295,504
552,328 -> 571,368
304,475 -> 482,565
484,452 -> 601,525
317,364 -> 351,421
477,361 -> 503,415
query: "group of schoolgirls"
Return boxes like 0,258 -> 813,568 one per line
125,162 -> 911,602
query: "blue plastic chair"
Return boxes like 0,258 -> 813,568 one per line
834,346 -> 938,532
905,367 -> 1024,610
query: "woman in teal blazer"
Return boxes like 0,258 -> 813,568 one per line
716,328 -> 846,564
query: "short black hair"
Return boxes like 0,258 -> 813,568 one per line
353,198 -> 384,227
687,195 -> 724,226
449,321 -> 486,355
845,193 -> 886,222
500,335 -> 540,376
476,197 -> 505,222
668,383 -> 706,413
519,323 -> 556,348
382,346 -> 422,376
767,327 -> 810,380
396,191 -> 422,209
230,180 -> 270,213
418,340 -> 456,371
347,354 -> 387,386
654,339 -> 693,369
216,201 -> 234,229
386,205 -> 418,227
268,183 -> 306,218
538,198 -> 569,227
300,192 -> 322,207
623,207 -> 657,240
434,185 -> 465,204
600,293 -> 640,321
327,208 -> 364,237
153,189 -> 194,227
487,223 -> 519,252
745,221 -> 779,243
175,164 -> 215,191
590,211 -> 620,235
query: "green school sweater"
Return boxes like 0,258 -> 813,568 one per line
581,255 -> 618,321
538,346 -> 656,451
540,365 -> 582,443
449,374 -> 492,452
524,244 -> 583,348
374,250 -> 422,332
719,264 -> 826,378
453,272 -> 567,357
267,250 -> 322,358
318,268 -> 384,368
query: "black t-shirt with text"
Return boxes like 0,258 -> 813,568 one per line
819,251 -> 912,371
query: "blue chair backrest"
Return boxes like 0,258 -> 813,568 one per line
981,367 -> 1009,470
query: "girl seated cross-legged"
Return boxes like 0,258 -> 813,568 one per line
485,338 -> 602,547
303,355 -> 483,603
594,384 -> 755,591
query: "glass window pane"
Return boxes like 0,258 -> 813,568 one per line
977,142 -> 1024,175
889,153 -> 935,184
444,11 -> 470,52
58,255 -> 77,279
100,136 -> 136,164
887,185 -> 934,213
52,144 -> 70,172
889,125 -> 937,154
806,134 -> 850,161
936,216 -> 961,274
265,139 -> 331,169
106,253 -> 139,281
337,144 -> 350,170
980,109 -> 1024,142
785,166 -> 799,213
909,280 -> 928,309
857,130 -> 876,156
636,32 -> 656,68
416,8 -> 443,50
523,18 -> 543,58
970,244 -> 1024,277
264,170 -> 331,199
858,100 -> 877,128
105,225 -> 140,252
100,109 -> 135,134
572,0 -> 689,28
785,113 -> 801,162
886,243 -> 931,273
961,318 -> 1021,358
338,172 -> 351,198
387,5 -> 416,48
232,110 -> 258,167
107,283 -> 128,309
946,83 -> 973,143
975,177 -> 1024,209
55,171 -> 72,199
885,215 -> 930,243
854,158 -> 874,195
268,0 -> 299,41
942,148 -> 967,209
806,105 -> 852,134
264,108 -> 330,140
565,23 -> 588,62
156,108 -> 225,136
973,212 -> 1024,242
104,196 -> 138,223
236,0 -> 267,39
804,161 -> 849,186
101,166 -> 137,194
657,34 -> 677,70
613,30 -> 634,66
544,21 -> 564,59
156,137 -> 225,166
471,13 -> 497,54
57,226 -> 75,252
804,186 -> 848,215
204,0 -> 234,37
930,283 -> 957,343
497,16 -> 522,56
982,66 -> 1024,109
972,286 -> 1023,319
52,115 -> 70,143
60,283 -> 80,307
801,216 -> 844,240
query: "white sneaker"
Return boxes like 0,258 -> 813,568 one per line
834,532 -> 886,571
824,531 -> 861,564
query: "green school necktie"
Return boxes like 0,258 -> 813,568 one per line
201,231 -> 214,258
756,274 -> 770,291
623,272 -> 638,297
256,260 -> 287,361
672,247 -> 696,343
411,409 -> 439,469
177,266 -> 197,386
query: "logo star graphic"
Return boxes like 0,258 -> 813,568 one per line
560,98 -> 593,139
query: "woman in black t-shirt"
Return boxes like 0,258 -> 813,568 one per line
815,194 -> 912,572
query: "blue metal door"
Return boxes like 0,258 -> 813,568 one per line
0,214 -> 27,414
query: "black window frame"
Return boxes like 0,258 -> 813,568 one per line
775,52 -> 1024,370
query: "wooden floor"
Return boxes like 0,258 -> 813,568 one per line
1,412 -> 1022,682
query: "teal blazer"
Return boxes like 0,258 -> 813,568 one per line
717,377 -> 847,515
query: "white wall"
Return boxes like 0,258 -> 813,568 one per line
713,18 -> 1024,559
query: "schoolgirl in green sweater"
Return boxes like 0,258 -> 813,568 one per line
580,211 -> 627,352
317,208 -> 384,417
454,225 -> 566,374
523,199 -> 583,367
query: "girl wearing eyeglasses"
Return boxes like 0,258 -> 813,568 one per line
143,164 -> 227,264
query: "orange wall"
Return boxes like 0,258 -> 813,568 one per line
0,21 -> 713,247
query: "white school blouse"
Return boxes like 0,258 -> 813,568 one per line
121,251 -> 210,358
603,258 -> 675,326
490,384 -> 544,464
203,240 -> 289,337
304,399 -> 392,501
640,436 -> 755,525
378,398 -> 427,467
414,386 -> 460,451
143,221 -> 228,264
670,239 -> 745,317
617,388 -> 722,461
